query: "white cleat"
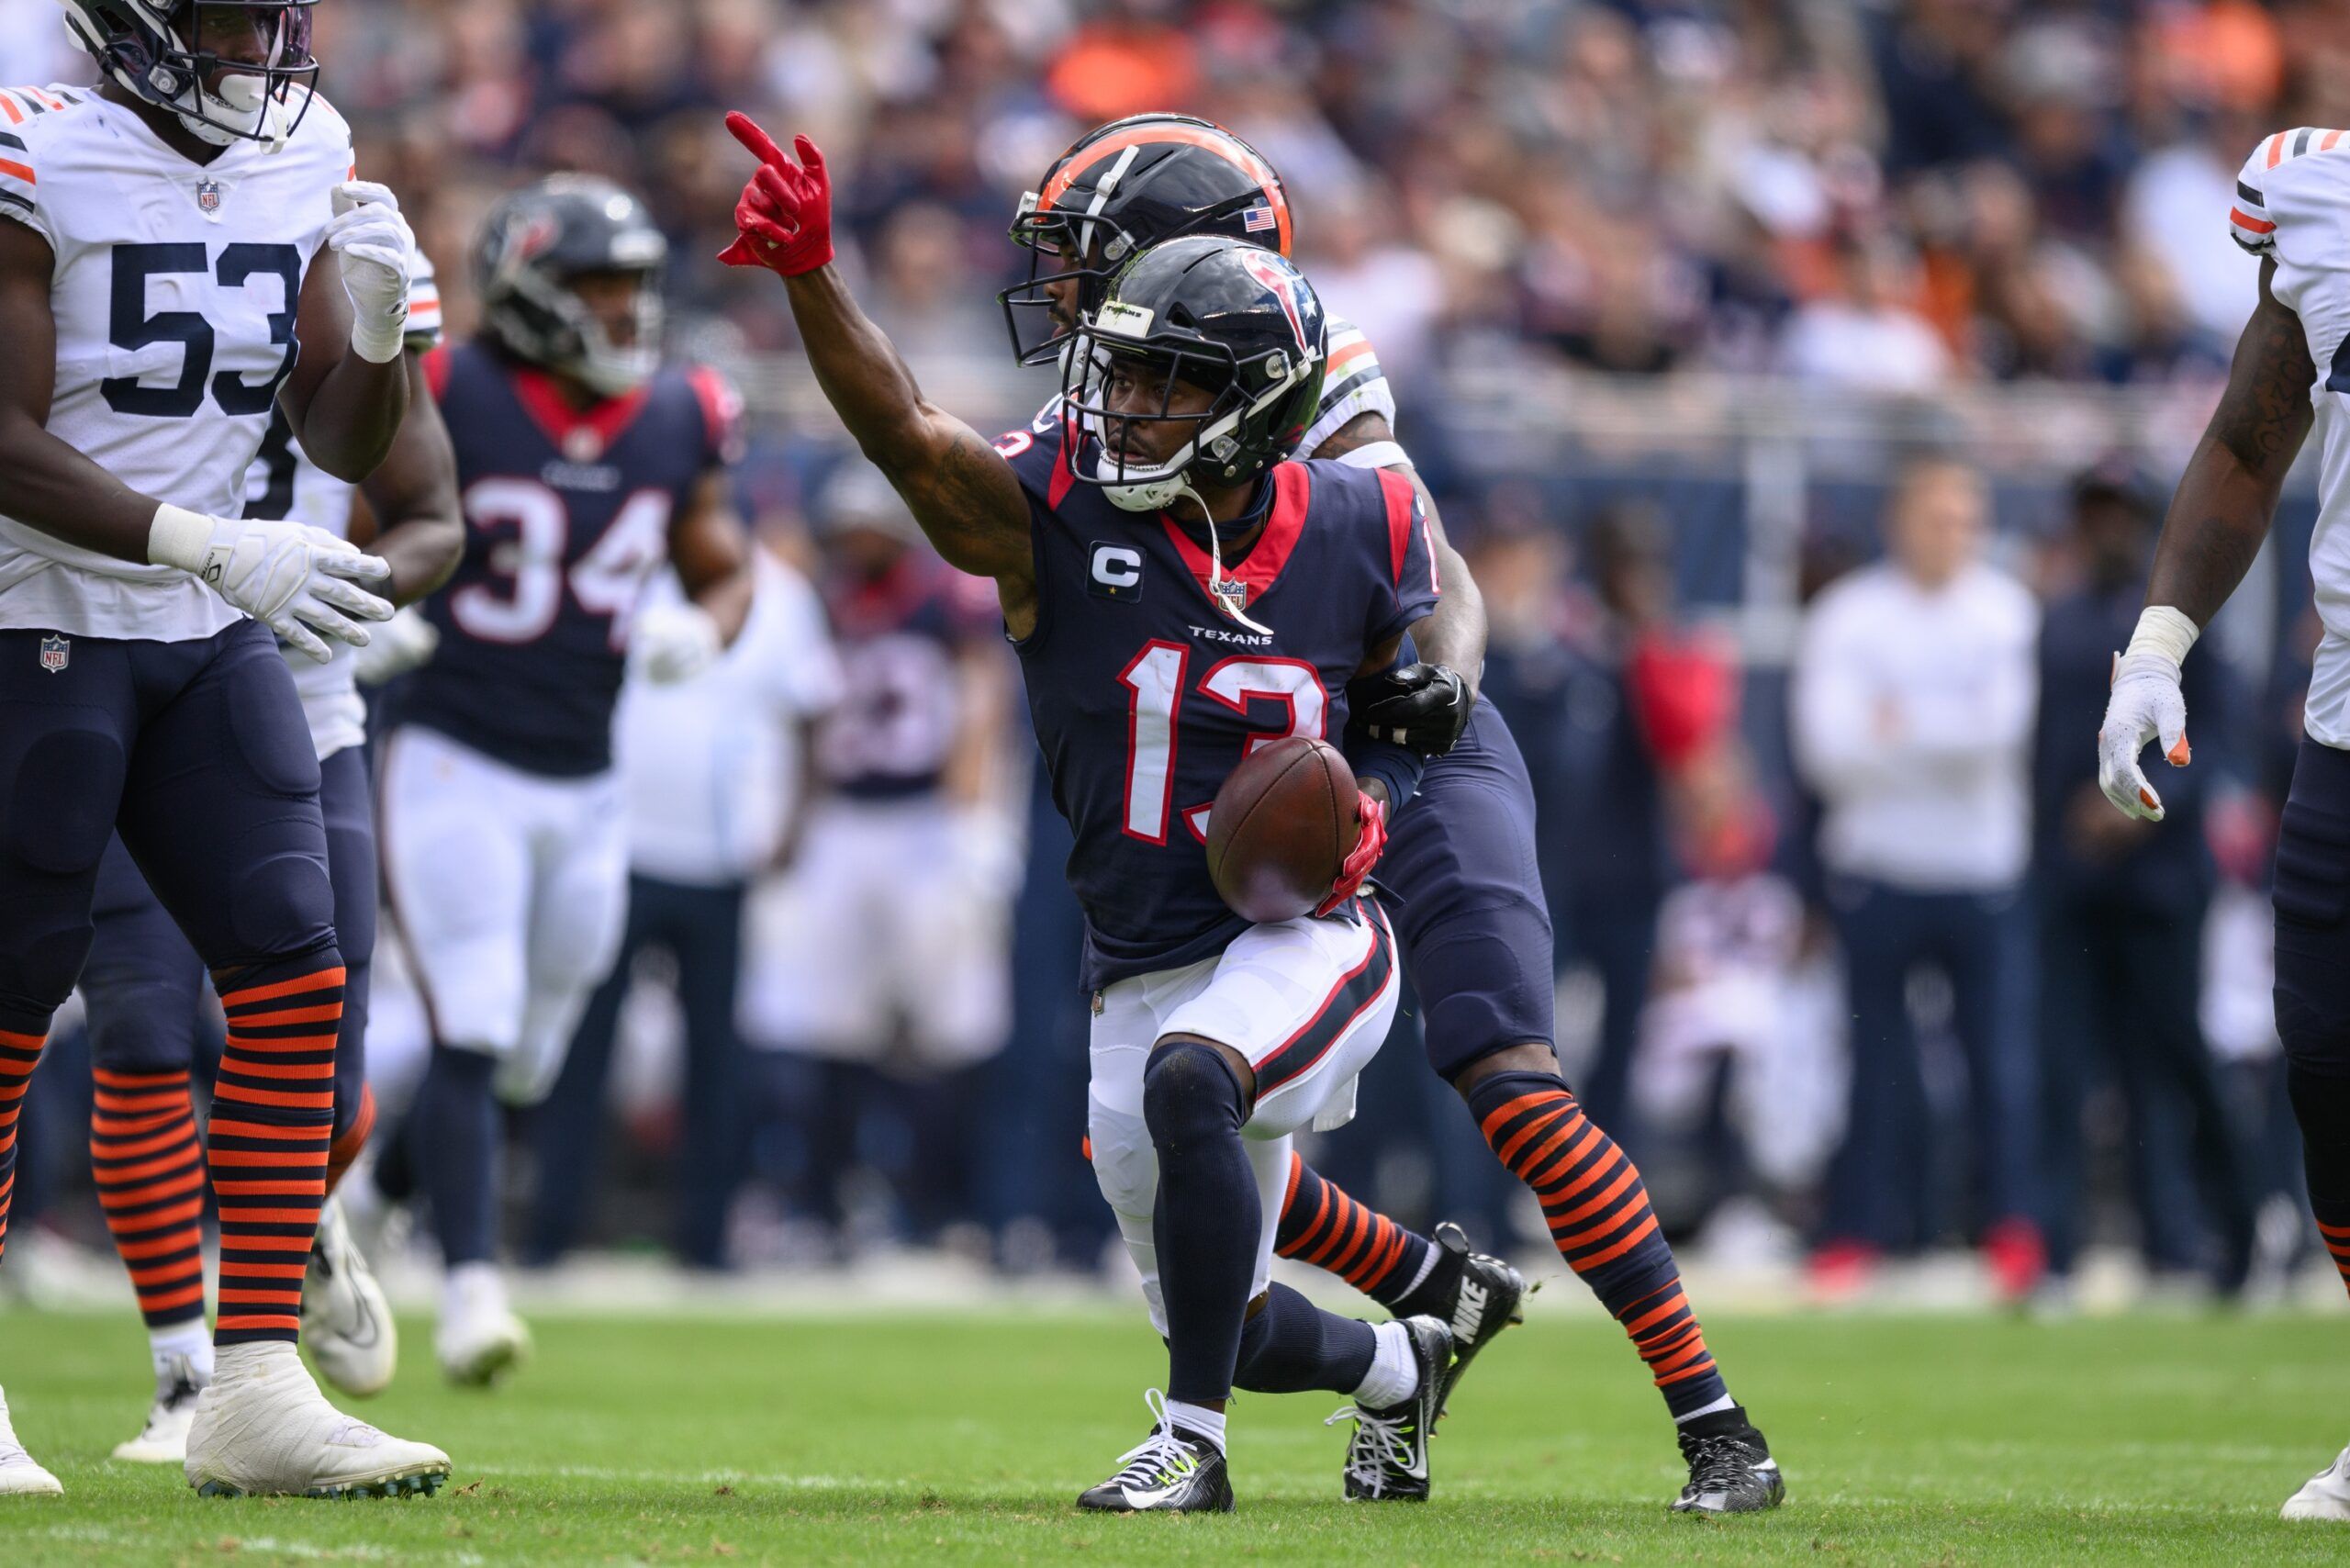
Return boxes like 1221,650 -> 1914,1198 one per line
0,1386 -> 63,1496
111,1353 -> 206,1464
305,1198 -> 397,1397
436,1267 -> 530,1389
184,1341 -> 449,1499
2283,1444 -> 2350,1521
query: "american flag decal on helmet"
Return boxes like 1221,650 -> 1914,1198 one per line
1241,205 -> 1276,233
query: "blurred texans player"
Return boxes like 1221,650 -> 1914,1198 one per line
1000,114 -> 1780,1514
82,228 -> 459,1468
0,0 -> 449,1499
378,175 -> 754,1387
739,464 -> 1013,1240
726,114 -> 1453,1511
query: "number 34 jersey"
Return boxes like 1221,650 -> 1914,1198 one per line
0,84 -> 356,641
399,339 -> 742,779
1000,415 -> 1439,990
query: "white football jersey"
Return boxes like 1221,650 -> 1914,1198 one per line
243,246 -> 440,757
2235,128 -> 2350,749
0,82 -> 355,640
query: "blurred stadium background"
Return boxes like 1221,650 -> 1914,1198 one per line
0,0 -> 2338,1321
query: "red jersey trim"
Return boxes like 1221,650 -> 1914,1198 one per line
421,344 -> 453,401
506,364 -> 652,455
1158,462 -> 1310,611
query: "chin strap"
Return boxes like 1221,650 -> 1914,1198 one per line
1178,480 -> 1274,638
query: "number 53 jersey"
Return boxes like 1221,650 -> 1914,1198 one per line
0,84 -> 355,641
1000,415 -> 1438,990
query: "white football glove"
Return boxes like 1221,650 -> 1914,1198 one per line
2097,651 -> 2191,822
327,182 -> 414,364
631,600 -> 722,685
149,503 -> 393,664
352,604 -> 440,685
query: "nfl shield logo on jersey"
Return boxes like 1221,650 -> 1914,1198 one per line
1212,579 -> 1249,621
38,634 -> 68,674
196,178 -> 222,213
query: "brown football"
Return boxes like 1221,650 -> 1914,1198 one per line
1207,735 -> 1361,924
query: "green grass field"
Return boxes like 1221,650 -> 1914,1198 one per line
1,1305 -> 2347,1564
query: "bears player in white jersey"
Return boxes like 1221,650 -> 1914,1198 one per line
2101,125 -> 2350,1523
79,231 -> 458,1466
0,0 -> 448,1498
375,175 -> 754,1387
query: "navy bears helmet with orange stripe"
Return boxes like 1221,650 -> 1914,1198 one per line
1001,112 -> 1293,366
62,0 -> 319,148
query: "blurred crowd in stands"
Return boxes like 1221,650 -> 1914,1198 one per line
0,0 -> 2333,1305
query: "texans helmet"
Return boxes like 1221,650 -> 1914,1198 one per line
61,0 -> 319,148
475,175 -> 668,398
1001,113 -> 1291,365
1061,234 -> 1326,514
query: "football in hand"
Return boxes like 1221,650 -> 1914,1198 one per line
1206,735 -> 1362,923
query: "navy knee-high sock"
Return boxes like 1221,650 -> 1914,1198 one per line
410,1043 -> 499,1267
1233,1281 -> 1377,1394
1145,1042 -> 1259,1408
2288,1065 -> 2350,1299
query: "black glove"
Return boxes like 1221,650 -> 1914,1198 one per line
1353,663 -> 1472,756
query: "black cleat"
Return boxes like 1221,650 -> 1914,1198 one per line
1076,1391 -> 1234,1514
1426,1222 -> 1526,1418
1670,1406 -> 1785,1515
1328,1315 -> 1452,1501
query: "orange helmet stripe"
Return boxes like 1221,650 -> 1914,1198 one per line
1040,121 -> 1292,256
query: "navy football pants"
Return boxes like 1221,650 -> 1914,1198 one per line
0,621 -> 336,1026
79,742 -> 374,1140
1377,699 -> 1557,1080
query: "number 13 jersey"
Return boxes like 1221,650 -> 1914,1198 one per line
1001,413 -> 1439,989
0,84 -> 355,641
399,339 -> 742,778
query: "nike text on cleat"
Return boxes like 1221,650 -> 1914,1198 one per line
1076,1390 -> 1235,1514
305,1197 -> 398,1397
112,1354 -> 206,1463
1671,1406 -> 1786,1516
1330,1315 -> 1452,1502
1428,1222 -> 1525,1419
184,1341 -> 450,1499
2283,1443 -> 2350,1521
0,1386 -> 62,1496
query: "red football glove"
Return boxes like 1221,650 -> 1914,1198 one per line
1316,792 -> 1389,917
717,112 -> 835,277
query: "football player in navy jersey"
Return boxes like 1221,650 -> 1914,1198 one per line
375,174 -> 755,1387
724,113 -> 1460,1511
998,114 -> 1783,1514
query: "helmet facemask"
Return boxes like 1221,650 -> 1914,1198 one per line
509,264 -> 666,397
64,1 -> 319,151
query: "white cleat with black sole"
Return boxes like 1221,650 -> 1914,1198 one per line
111,1352 -> 206,1463
0,1386 -> 62,1496
184,1341 -> 449,1499
2283,1444 -> 2350,1521
305,1198 -> 397,1397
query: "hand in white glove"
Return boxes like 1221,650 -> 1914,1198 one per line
2097,651 -> 2191,821
631,600 -> 722,684
327,182 -> 414,364
352,604 -> 440,685
149,504 -> 393,664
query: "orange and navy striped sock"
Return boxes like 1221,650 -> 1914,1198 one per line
207,952 -> 343,1346
0,1024 -> 44,1266
1468,1070 -> 1731,1419
2287,1066 -> 2350,1302
325,1083 -> 376,1196
1274,1151 -> 1447,1313
90,1068 -> 207,1329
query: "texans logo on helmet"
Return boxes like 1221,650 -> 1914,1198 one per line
1237,250 -> 1311,353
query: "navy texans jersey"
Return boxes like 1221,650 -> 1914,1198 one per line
398,341 -> 742,778
1002,415 -> 1439,988
821,556 -> 997,801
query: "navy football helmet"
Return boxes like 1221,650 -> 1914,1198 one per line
475,175 -> 668,397
1060,234 -> 1326,514
62,1 -> 319,148
1002,114 -> 1291,366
